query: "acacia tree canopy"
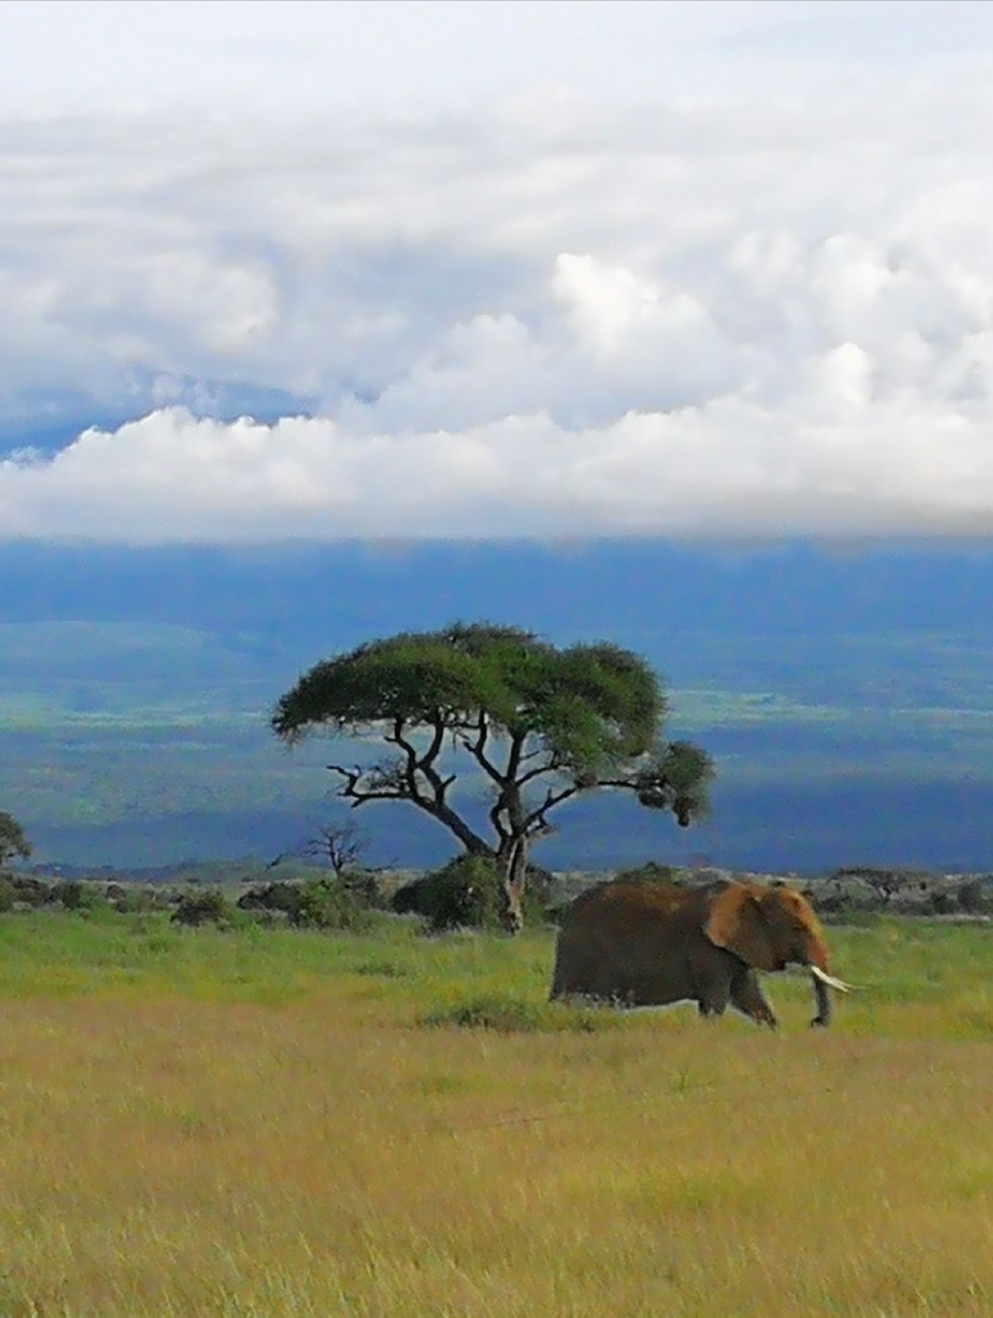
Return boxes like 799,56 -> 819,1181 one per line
271,623 -> 713,923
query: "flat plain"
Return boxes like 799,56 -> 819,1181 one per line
5,616 -> 993,871
2,912 -> 993,1317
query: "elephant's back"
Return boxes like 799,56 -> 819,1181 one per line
562,880 -> 698,933
550,881 -> 700,1001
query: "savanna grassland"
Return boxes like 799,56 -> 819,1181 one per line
2,911 -> 993,1317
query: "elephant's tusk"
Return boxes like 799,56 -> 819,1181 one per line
810,965 -> 855,993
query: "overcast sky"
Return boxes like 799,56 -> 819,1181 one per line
3,0 -> 993,540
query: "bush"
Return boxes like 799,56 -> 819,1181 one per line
52,879 -> 84,910
421,993 -> 618,1034
337,869 -> 385,908
957,878 -> 990,914
237,880 -> 301,915
830,866 -> 929,907
236,876 -> 379,930
392,854 -> 549,933
288,877 -> 377,931
50,879 -> 105,912
112,885 -> 166,914
423,993 -> 548,1032
924,888 -> 956,916
5,875 -> 50,908
804,881 -> 874,918
0,876 -> 14,912
170,888 -> 233,928
614,860 -> 678,885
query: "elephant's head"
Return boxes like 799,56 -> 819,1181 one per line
705,881 -> 850,1026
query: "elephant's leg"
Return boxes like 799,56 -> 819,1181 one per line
729,967 -> 778,1028
689,946 -> 734,1017
696,973 -> 732,1018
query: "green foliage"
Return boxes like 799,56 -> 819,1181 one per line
108,884 -> 167,914
3,874 -> 50,908
4,905 -> 993,1047
236,879 -> 302,916
392,854 -> 547,933
287,876 -> 379,932
957,877 -> 990,914
393,855 -> 504,932
237,874 -> 383,930
421,991 -> 624,1033
336,868 -> 384,907
273,623 -> 664,768
0,874 -> 108,913
0,810 -> 31,869
50,879 -> 92,911
634,740 -> 715,824
809,871 -> 993,919
170,888 -> 233,928
270,624 -> 713,918
613,860 -> 679,885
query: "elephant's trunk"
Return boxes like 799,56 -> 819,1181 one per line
810,967 -> 832,1027
808,963 -> 854,1027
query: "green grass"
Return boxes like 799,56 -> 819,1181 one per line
1,905 -> 992,1032
2,911 -> 993,1316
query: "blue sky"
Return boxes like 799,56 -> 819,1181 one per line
3,0 -> 993,541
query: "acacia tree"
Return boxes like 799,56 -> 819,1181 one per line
271,623 -> 713,930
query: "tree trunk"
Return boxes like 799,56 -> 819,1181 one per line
498,835 -> 528,934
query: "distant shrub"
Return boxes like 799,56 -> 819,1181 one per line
351,959 -> 407,978
957,878 -> 990,914
337,869 -> 384,908
288,877 -> 378,932
422,993 -> 618,1034
830,866 -> 930,907
613,860 -> 678,885
6,875 -> 50,908
392,855 -> 548,933
805,881 -> 875,918
50,879 -> 104,912
924,888 -> 956,916
236,875 -> 380,930
424,994 -> 548,1032
170,888 -> 233,928
393,857 -> 492,930
113,885 -> 166,914
0,876 -> 14,912
237,880 -> 301,915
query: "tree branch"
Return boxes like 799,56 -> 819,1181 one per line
524,784 -> 579,834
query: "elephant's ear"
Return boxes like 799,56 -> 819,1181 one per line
704,885 -> 778,971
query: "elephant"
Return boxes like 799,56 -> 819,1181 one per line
549,879 -> 851,1027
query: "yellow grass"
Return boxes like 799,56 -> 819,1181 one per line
1,920 -> 993,1316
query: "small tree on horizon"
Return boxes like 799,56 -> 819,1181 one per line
270,814 -> 372,880
271,623 -> 713,931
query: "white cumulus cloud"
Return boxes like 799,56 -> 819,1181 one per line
4,389 -> 993,541
3,5 -> 993,539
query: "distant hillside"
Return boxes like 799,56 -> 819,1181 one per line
2,538 -> 992,872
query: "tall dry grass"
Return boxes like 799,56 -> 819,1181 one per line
0,914 -> 992,1316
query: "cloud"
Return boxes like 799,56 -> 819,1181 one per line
4,389 -> 993,541
3,59 -> 993,538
